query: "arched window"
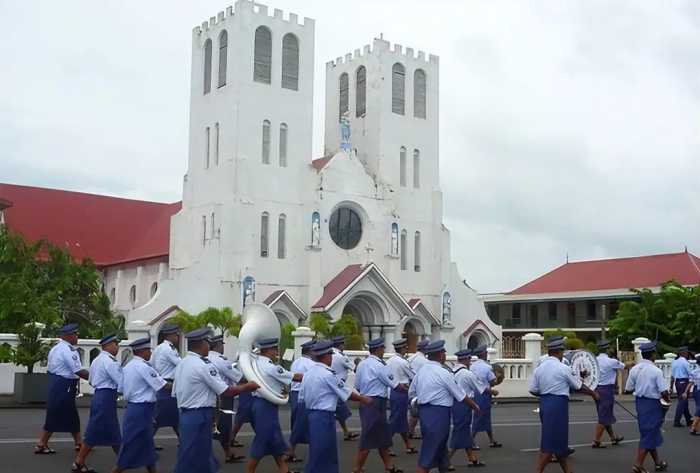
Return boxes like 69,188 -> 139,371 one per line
356,66 -> 366,117
109,287 -> 116,305
391,223 -> 399,256
414,231 -> 421,272
218,30 -> 228,87
414,69 -> 426,118
281,33 -> 299,90
203,38 -> 212,94
211,211 -> 216,239
150,282 -> 158,298
400,230 -> 407,270
129,285 -> 136,305
392,63 -> 406,115
277,214 -> 286,259
261,120 -> 271,164
399,147 -> 407,187
202,215 -> 207,246
205,126 -> 210,169
214,123 -> 220,166
279,123 -> 288,167
254,26 -> 272,84
339,73 -> 349,119
413,149 -> 420,188
260,212 -> 269,257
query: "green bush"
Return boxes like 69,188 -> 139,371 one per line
13,324 -> 50,374
0,343 -> 13,363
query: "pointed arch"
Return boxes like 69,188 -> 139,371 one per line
356,66 -> 366,117
203,38 -> 212,94
400,230 -> 408,270
413,148 -> 420,188
399,146 -> 407,187
218,30 -> 228,87
260,212 -> 269,257
279,123 -> 288,167
277,213 -> 286,259
339,72 -> 349,119
261,120 -> 271,164
254,26 -> 272,84
414,69 -> 426,118
281,33 -> 299,90
392,62 -> 405,115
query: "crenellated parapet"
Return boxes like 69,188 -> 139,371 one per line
193,0 -> 314,37
326,37 -> 438,70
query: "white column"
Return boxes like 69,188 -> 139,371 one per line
522,333 -> 544,363
632,337 -> 651,363
384,327 -> 396,353
292,326 -> 315,359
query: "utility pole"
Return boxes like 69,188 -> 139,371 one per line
601,304 -> 607,340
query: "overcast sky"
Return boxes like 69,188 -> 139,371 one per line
2,0 -> 699,293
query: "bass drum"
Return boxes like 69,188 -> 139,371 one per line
569,350 -> 600,391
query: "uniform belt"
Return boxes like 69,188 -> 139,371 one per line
675,378 -> 689,381
180,406 -> 213,412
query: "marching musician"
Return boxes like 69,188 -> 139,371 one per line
670,345 -> 693,428
386,338 -> 417,455
300,340 -> 373,473
409,340 -> 481,473
625,341 -> 669,473
352,338 -> 404,473
591,339 -> 626,448
247,337 -> 303,473
681,352 -> 700,435
407,339 -> 429,439
73,334 -> 123,473
470,345 -> 502,449
529,337 -> 598,473
287,339 -> 317,463
151,324 -> 182,443
448,349 -> 485,468
36,323 -> 89,455
208,333 -> 246,463
331,336 -> 359,441
112,338 -> 170,473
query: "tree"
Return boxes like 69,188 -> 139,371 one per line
543,328 -> 584,350
330,314 -> 364,350
280,323 -> 295,352
169,307 -> 241,337
13,323 -> 51,374
608,281 -> 700,353
308,313 -> 332,338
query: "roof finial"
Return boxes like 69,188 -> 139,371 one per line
685,245 -> 688,253
380,32 -> 384,40
566,252 -> 569,263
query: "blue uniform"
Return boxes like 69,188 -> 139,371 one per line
595,353 -> 624,426
289,355 -> 315,445
470,359 -> 496,434
671,356 -> 693,425
625,359 -> 667,450
152,340 -> 181,429
690,368 -> 700,417
44,339 -> 83,433
529,356 -> 582,457
84,351 -> 123,446
387,353 -> 413,434
450,365 -> 479,450
331,348 -> 355,423
208,350 -> 240,450
355,355 -> 398,450
116,356 -> 166,469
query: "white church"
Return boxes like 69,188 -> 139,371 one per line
0,0 -> 501,354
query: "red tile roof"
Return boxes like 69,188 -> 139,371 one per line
510,251 -> 700,295
311,156 -> 334,171
312,264 -> 365,309
407,298 -> 421,309
0,183 -> 180,267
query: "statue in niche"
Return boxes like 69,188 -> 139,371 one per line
242,276 -> 256,307
311,212 -> 321,247
442,292 -> 452,324
391,223 -> 399,256
340,111 -> 351,152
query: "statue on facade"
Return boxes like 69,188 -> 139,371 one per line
391,223 -> 399,257
442,292 -> 452,324
311,212 -> 321,247
340,111 -> 351,152
242,276 -> 256,307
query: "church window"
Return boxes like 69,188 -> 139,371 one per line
281,33 -> 299,90
262,120 -> 271,164
413,149 -> 420,188
202,215 -> 207,246
214,123 -> 220,166
414,69 -> 426,118
356,66 -> 366,117
260,212 -> 269,257
211,212 -> 215,239
339,73 -> 349,119
218,30 -> 228,88
278,214 -> 286,258
279,123 -> 288,167
109,287 -> 116,305
414,231 -> 421,272
150,282 -> 158,298
329,207 -> 362,250
203,39 -> 212,94
254,26 -> 272,84
129,285 -> 136,306
400,230 -> 407,270
205,126 -> 210,169
399,147 -> 407,187
392,62 -> 405,115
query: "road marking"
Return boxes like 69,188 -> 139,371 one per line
520,439 -> 640,452
494,419 -> 637,427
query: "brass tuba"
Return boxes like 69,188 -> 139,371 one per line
237,303 -> 289,405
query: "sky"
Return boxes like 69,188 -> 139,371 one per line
1,0 -> 699,293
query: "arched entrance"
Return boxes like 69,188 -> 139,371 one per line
462,329 -> 488,350
342,291 -> 387,341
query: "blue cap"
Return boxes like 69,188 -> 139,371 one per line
640,341 -> 657,353
301,340 -> 316,351
331,336 -> 345,347
417,339 -> 430,351
99,334 -> 118,346
547,338 -> 566,350
129,337 -> 151,350
185,327 -> 212,342
59,323 -> 79,335
368,338 -> 385,350
311,340 -> 334,356
209,334 -> 224,344
392,338 -> 408,348
473,344 -> 488,355
256,337 -> 279,349
424,340 -> 446,355
160,323 -> 179,335
597,340 -> 611,349
455,349 -> 472,359
678,346 -> 689,353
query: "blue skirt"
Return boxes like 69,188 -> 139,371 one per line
335,399 -> 352,423
674,379 -> 691,422
471,390 -> 492,434
84,388 -> 121,446
418,404 -> 451,470
43,374 -> 80,433
306,410 -> 338,473
694,388 -> 700,417
155,386 -> 179,428
595,384 -> 617,426
117,402 -> 158,469
539,394 -> 569,457
450,401 -> 473,450
636,397 -> 664,450
250,397 -> 288,460
175,407 -> 218,473
289,391 -> 309,445
215,395 -> 234,449
390,388 -> 409,434
359,397 -> 392,450
235,390 -> 252,425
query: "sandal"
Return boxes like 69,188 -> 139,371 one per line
489,441 -> 503,448
468,460 -> 487,468
386,468 -> 403,473
405,447 -> 418,454
286,455 -> 303,463
344,432 -> 359,441
225,454 -> 245,463
632,467 -> 649,473
655,461 -> 668,471
591,441 -> 607,449
71,463 -> 97,473
34,445 -> 56,455
690,430 -> 700,436
448,466 -> 456,472
612,436 -> 625,445
74,443 -> 82,452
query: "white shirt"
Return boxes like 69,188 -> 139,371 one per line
300,362 -> 352,411
290,356 -> 316,392
409,360 -> 466,407
529,356 -> 582,397
122,356 -> 166,403
152,340 -> 181,380
625,359 -> 667,399
331,349 -> 355,382
89,351 -> 123,391
355,355 -> 398,398
453,365 -> 480,398
173,352 -> 229,409
252,355 -> 294,398
208,350 -> 240,386
470,359 -> 496,394
597,353 -> 624,386
387,354 -> 414,385
47,339 -> 82,379
408,352 -> 428,375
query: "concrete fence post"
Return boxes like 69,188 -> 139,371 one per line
522,333 -> 544,363
292,326 -> 315,359
631,337 -> 651,362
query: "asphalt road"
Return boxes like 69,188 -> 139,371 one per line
0,399 -> 697,472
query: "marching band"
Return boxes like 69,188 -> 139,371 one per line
33,322 -> 700,473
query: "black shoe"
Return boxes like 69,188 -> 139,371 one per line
567,448 -> 575,456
